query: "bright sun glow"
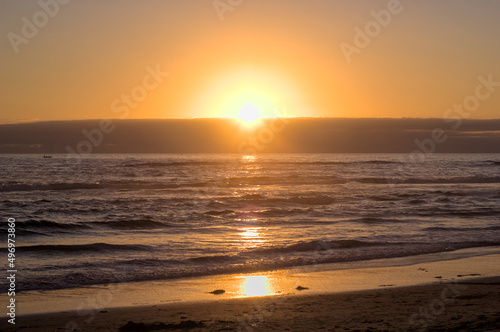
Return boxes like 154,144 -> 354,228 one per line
238,104 -> 261,125
191,69 -> 305,119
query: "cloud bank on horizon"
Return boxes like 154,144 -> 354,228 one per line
1,118 -> 499,154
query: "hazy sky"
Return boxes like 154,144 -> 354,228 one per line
1,0 -> 500,123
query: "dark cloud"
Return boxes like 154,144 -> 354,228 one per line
0,118 -> 499,154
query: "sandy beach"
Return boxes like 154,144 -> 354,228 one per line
3,252 -> 500,331
2,276 -> 499,331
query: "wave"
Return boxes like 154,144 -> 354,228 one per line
190,240 -> 500,266
120,160 -> 400,168
17,240 -> 500,292
219,175 -> 405,187
0,180 -> 209,192
432,190 -> 468,196
121,161 -> 221,167
289,160 -> 398,165
250,239 -> 382,255
260,207 -> 311,216
226,176 -> 275,185
18,243 -> 152,253
480,160 -> 500,166
180,241 -> 380,264
189,255 -> 238,263
119,258 -> 184,266
401,177 -> 500,184
228,194 -> 336,206
19,219 -> 89,230
368,196 -> 400,201
202,207 -> 313,219
264,160 -> 399,166
0,182 -> 102,192
360,177 -> 500,185
350,217 -> 406,224
90,219 -> 169,229
441,210 -> 499,217
204,210 -> 235,216
5,175 -> 500,193
0,228 -> 48,237
35,199 -> 52,203
285,194 -> 335,205
425,226 -> 500,232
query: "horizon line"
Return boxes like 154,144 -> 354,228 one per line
2,116 -> 500,125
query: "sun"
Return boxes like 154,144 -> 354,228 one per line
238,104 -> 261,126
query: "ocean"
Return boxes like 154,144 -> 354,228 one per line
1,153 -> 500,292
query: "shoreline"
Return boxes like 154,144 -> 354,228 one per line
4,276 -> 500,331
7,248 -> 500,316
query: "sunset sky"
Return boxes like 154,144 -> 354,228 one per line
1,0 -> 499,124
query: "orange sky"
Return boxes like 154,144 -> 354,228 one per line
1,0 -> 499,123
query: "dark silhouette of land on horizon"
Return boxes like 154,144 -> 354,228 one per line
1,118 -> 499,154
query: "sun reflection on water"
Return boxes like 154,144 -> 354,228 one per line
242,155 -> 256,162
238,226 -> 266,249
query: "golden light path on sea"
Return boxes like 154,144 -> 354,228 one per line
238,226 -> 266,250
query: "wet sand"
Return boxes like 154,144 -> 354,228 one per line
2,277 -> 499,331
3,252 -> 500,331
